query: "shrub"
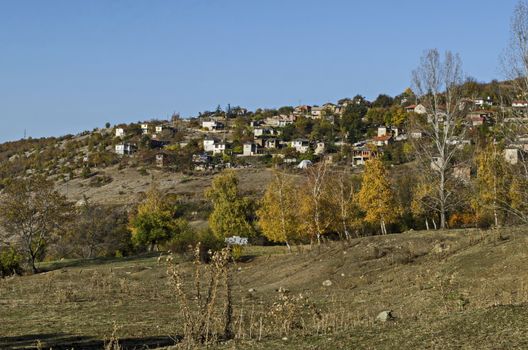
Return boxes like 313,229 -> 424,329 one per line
167,229 -> 224,262
0,247 -> 23,277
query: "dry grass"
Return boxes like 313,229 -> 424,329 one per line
3,228 -> 528,349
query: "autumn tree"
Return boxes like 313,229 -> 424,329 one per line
299,162 -> 332,244
205,170 -> 254,240
327,169 -> 362,239
129,185 -> 187,251
0,177 -> 72,273
410,49 -> 470,229
358,158 -> 400,234
69,198 -> 131,258
257,171 -> 302,251
474,144 -> 511,227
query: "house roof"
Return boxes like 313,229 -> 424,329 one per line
373,134 -> 392,142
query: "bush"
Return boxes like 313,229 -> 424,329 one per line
167,229 -> 225,263
0,247 -> 23,277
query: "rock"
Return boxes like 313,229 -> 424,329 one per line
376,310 -> 395,322
248,288 -> 256,293
322,280 -> 333,287
282,337 -> 288,341
277,287 -> 289,293
341,273 -> 345,277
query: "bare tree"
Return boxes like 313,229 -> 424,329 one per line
410,49 -> 470,229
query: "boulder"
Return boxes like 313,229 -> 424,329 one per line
376,310 -> 395,322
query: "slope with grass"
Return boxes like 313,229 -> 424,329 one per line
1,228 -> 528,349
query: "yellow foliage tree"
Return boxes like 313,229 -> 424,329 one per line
358,158 -> 400,234
475,144 -> 510,227
257,171 -> 302,251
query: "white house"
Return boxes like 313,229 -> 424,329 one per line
243,143 -> 258,156
310,107 -> 324,119
504,148 -> 520,165
203,138 -> 226,155
115,128 -> 125,138
155,125 -> 164,133
115,143 -> 136,155
265,138 -> 279,149
290,139 -> 310,154
314,142 -> 326,155
141,124 -> 149,134
202,120 -> 224,131
377,127 -> 388,137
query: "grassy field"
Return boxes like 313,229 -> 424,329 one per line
2,228 -> 528,349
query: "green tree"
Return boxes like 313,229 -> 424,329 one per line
205,170 -> 254,240
129,185 -> 187,250
0,177 -> 72,273
358,158 -> 400,234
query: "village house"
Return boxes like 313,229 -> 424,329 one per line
504,147 -> 520,165
512,100 -> 528,108
203,138 -> 227,155
290,139 -> 310,154
467,110 -> 492,126
405,104 -> 427,115
293,105 -> 311,116
265,138 -> 279,149
352,147 -> 379,166
115,143 -> 137,155
243,143 -> 260,156
371,134 -> 393,147
314,142 -> 326,155
115,128 -> 125,138
310,107 -> 324,119
202,120 -> 224,131
253,127 -> 272,137
156,153 -> 167,168
141,123 -> 149,135
265,114 -> 295,127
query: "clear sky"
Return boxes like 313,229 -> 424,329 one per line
0,0 -> 520,142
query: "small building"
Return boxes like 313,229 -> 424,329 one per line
504,148 -> 520,165
377,127 -> 388,137
371,134 -> 393,147
290,139 -> 310,154
115,143 -> 137,155
155,125 -> 164,133
202,120 -> 224,131
156,153 -> 167,168
265,138 -> 279,149
141,124 -> 149,135
243,143 -> 259,156
204,138 -> 227,155
115,128 -> 125,138
310,107 -> 324,119
512,100 -> 528,108
314,142 -> 326,155
352,147 -> 379,166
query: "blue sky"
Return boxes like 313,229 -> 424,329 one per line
0,0 -> 520,142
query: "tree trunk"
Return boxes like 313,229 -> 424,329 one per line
425,218 -> 430,230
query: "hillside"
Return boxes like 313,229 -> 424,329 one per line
2,227 -> 528,349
